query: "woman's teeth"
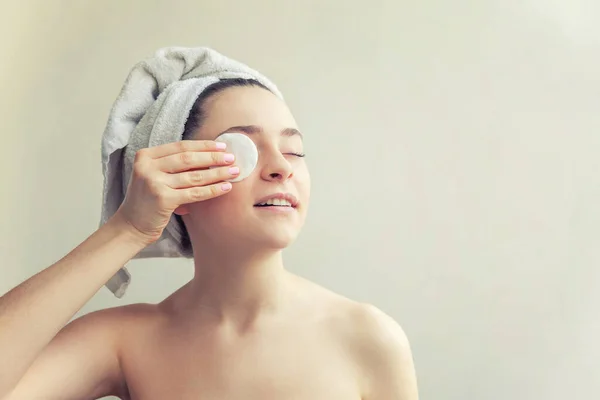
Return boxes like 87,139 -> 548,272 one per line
256,198 -> 293,207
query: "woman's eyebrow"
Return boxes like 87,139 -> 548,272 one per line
281,127 -> 303,139
222,125 -> 303,139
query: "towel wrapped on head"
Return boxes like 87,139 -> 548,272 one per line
99,46 -> 282,297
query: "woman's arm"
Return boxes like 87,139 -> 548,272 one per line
352,304 -> 419,400
1,138 -> 237,399
0,212 -> 149,399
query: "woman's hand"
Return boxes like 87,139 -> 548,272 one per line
115,140 -> 239,244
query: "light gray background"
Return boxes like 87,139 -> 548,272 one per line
1,1 -> 599,399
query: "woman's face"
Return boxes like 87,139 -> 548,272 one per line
183,85 -> 310,250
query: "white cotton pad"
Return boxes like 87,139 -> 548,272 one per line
214,133 -> 258,182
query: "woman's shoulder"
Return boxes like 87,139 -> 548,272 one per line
314,291 -> 409,346
291,273 -> 404,331
79,302 -> 162,326
305,282 -> 417,396
294,275 -> 413,372
81,302 -> 167,339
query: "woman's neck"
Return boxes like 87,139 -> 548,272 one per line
182,244 -> 290,329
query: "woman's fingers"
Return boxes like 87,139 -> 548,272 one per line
168,166 -> 240,189
156,150 -> 235,173
116,141 -> 237,243
142,140 -> 226,159
174,181 -> 233,205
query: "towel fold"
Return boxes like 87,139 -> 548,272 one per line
99,46 -> 281,297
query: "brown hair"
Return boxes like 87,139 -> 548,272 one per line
182,78 -> 270,140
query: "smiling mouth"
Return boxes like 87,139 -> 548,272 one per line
254,198 -> 295,208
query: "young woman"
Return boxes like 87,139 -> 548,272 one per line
0,78 -> 419,399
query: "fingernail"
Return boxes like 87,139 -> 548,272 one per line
216,142 -> 227,149
221,182 -> 232,191
228,167 -> 240,175
224,153 -> 235,162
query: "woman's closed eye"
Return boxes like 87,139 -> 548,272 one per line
285,152 -> 306,158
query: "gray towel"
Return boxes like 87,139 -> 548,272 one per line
99,46 -> 281,297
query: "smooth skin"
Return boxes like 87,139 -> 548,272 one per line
0,86 -> 418,400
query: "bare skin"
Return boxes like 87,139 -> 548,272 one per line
0,85 -> 418,400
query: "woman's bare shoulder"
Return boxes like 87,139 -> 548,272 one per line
292,275 -> 416,385
322,297 -> 418,398
289,273 -> 393,324
89,301 -> 162,320
77,301 -> 167,338
304,282 -> 412,357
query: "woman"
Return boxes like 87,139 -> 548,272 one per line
0,77 -> 419,399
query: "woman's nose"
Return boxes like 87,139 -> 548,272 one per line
260,153 -> 294,182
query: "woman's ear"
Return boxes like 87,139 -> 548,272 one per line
174,205 -> 190,216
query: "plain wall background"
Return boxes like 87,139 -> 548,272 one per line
1,1 -> 599,399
